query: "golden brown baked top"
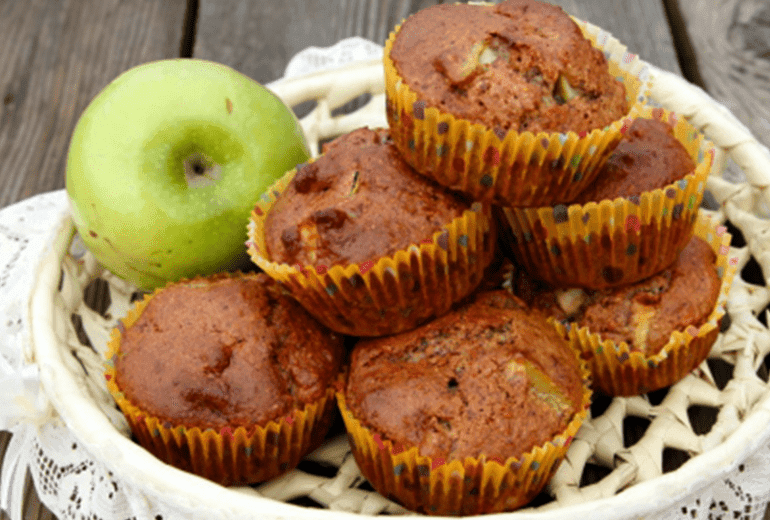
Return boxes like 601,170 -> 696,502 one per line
573,118 -> 696,203
264,127 -> 469,268
389,0 -> 628,134
115,272 -> 344,430
517,236 -> 720,354
345,290 -> 583,461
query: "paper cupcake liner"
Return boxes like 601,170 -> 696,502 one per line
551,214 -> 737,397
246,164 -> 497,337
336,359 -> 592,515
384,15 -> 652,207
103,274 -> 337,486
503,105 -> 718,289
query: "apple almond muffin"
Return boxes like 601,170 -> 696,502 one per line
502,106 -> 714,290
516,236 -> 720,356
263,127 -> 470,268
572,117 -> 696,204
388,0 -> 628,134
105,272 -> 344,485
511,222 -> 733,396
339,290 -> 590,515
382,0 -> 650,206
249,127 -> 497,337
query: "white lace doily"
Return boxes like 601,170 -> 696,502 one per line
3,38 -> 770,520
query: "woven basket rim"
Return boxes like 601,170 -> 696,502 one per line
29,59 -> 770,519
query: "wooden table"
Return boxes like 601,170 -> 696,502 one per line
1,1 -> 768,519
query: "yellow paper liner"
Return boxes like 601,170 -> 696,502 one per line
247,163 -> 497,337
503,105 -> 718,289
551,214 -> 737,397
103,273 -> 337,486
384,14 -> 652,207
337,355 -> 591,516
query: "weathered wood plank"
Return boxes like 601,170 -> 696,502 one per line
20,470 -> 55,520
0,0 -> 189,208
0,431 -> 56,520
194,0 -> 442,84
0,431 -> 11,519
676,0 -> 770,150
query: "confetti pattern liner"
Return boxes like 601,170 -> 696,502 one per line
103,273 -> 337,486
552,214 -> 736,397
503,105 -> 718,289
247,164 -> 497,337
384,15 -> 652,207
336,357 -> 591,516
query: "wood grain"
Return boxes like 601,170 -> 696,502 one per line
0,431 -> 56,520
0,0 -> 189,208
677,0 -> 770,150
194,0 -> 443,84
0,431 -> 11,520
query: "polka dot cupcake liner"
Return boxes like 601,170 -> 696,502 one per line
551,214 -> 737,397
103,273 -> 338,486
336,356 -> 591,517
503,105 -> 718,289
247,163 -> 497,337
383,15 -> 652,207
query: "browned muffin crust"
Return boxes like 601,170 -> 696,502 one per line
264,127 -> 470,267
573,118 -> 696,203
516,236 -> 720,355
389,0 -> 628,134
345,290 -> 583,461
116,272 -> 344,430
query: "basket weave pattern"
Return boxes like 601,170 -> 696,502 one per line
29,59 -> 770,518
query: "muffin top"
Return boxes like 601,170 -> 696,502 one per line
345,290 -> 584,461
515,236 -> 721,355
573,117 -> 696,204
264,127 -> 470,268
389,0 -> 628,134
115,272 -> 344,430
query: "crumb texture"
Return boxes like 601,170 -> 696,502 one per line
265,128 -> 469,267
390,0 -> 628,133
346,290 -> 583,461
116,273 -> 344,429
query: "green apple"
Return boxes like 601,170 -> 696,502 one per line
66,58 -> 309,290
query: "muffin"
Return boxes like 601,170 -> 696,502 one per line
339,290 -> 591,515
503,106 -> 717,289
248,127 -> 497,337
104,272 -> 345,485
384,0 -> 651,206
390,0 -> 627,134
514,215 -> 736,395
263,127 -> 469,267
572,117 -> 697,203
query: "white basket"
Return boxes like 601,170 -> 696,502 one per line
29,58 -> 770,519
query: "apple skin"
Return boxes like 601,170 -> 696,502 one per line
66,59 -> 309,290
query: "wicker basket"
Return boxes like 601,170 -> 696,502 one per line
29,57 -> 770,519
